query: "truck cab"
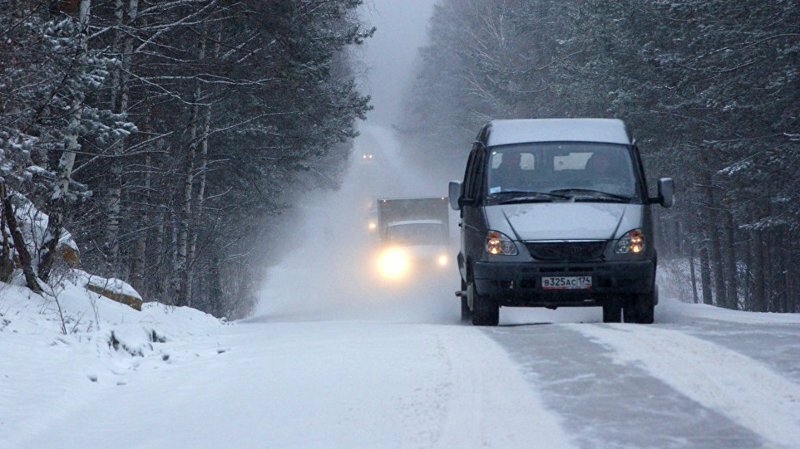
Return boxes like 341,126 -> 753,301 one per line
449,119 -> 674,326
374,197 -> 451,281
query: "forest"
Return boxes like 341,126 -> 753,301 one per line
0,0 -> 373,318
2,1 -> 798,316
402,0 -> 799,312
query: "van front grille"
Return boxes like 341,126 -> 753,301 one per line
526,241 -> 606,261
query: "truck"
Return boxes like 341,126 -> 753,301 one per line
448,118 -> 674,326
373,197 -> 452,280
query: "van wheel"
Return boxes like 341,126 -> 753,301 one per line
469,281 -> 499,326
624,293 -> 655,324
602,305 -> 621,323
460,279 -> 471,321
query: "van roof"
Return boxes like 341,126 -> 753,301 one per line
486,118 -> 631,146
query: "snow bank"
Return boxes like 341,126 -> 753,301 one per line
0,272 -> 223,449
0,269 -> 222,364
657,258 -> 800,325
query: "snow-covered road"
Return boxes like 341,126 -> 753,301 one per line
4,318 -> 565,449
4,296 -> 799,449
488,306 -> 800,449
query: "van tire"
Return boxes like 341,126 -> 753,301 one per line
624,292 -> 655,324
602,305 -> 622,323
469,281 -> 498,326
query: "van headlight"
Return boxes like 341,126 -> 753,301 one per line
615,229 -> 645,254
486,231 -> 518,255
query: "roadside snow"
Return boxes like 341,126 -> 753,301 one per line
575,323 -> 800,449
656,296 -> 800,325
0,275 -> 222,449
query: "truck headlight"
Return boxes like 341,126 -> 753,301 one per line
377,248 -> 410,279
615,229 -> 645,254
486,231 -> 517,256
437,254 -> 448,266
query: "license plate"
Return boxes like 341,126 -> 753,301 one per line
542,276 -> 592,290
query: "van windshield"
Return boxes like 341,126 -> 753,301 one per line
485,142 -> 639,202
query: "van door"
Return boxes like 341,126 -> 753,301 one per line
461,144 -> 486,277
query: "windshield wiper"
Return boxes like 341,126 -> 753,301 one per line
488,190 -> 570,204
548,188 -> 633,203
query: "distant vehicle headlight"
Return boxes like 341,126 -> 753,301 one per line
486,231 -> 517,256
615,229 -> 645,254
377,248 -> 410,279
368,221 -> 377,231
437,254 -> 448,266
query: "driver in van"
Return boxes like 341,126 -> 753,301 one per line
583,151 -> 630,194
586,152 -> 612,175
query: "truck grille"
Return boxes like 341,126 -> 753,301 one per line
526,241 -> 606,261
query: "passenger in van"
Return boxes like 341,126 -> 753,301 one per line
493,152 -> 529,191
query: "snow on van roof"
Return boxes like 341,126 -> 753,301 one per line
486,118 -> 630,146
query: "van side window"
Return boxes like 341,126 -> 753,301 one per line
462,149 -> 477,199
464,147 -> 484,201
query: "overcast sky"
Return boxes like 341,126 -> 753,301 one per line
358,0 -> 438,126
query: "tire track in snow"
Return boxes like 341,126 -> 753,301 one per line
574,324 -> 800,449
432,326 -> 577,449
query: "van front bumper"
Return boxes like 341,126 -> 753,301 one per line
472,259 -> 655,307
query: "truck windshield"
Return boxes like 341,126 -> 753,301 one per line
386,222 -> 447,246
485,142 -> 639,201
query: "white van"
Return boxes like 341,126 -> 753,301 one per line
449,119 -> 674,326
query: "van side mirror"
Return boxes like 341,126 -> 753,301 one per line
448,181 -> 462,210
657,177 -> 674,208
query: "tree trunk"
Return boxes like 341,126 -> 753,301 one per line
790,237 -> 799,313
780,238 -> 790,313
187,31 -> 217,308
3,190 -> 42,293
751,228 -> 766,312
701,167 -> 726,307
766,230 -> 777,312
130,151 -> 150,294
742,231 -> 753,310
38,0 -> 92,282
175,102 -> 198,306
103,0 -> 124,267
175,26 -> 207,307
723,203 -> 738,309
0,184 -> 14,282
154,209 -> 166,300
209,255 -> 223,317
689,244 -> 699,304
187,102 -> 211,293
104,0 -> 138,270
700,243 -> 713,305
